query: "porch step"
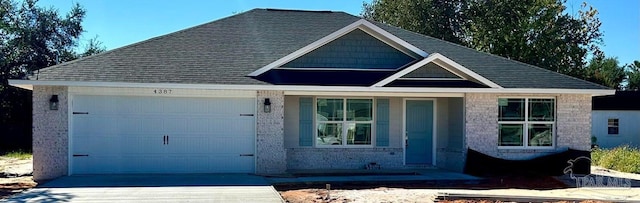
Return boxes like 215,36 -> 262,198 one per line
269,169 -> 485,189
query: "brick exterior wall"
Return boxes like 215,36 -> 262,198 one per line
32,86 -> 68,181
464,93 -> 499,156
287,148 -> 404,170
557,94 -> 592,151
255,90 -> 287,174
30,87 -> 590,177
465,93 -> 592,160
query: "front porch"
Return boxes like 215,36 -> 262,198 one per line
283,95 -> 466,172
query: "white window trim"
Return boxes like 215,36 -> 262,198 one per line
498,97 -> 556,149
314,97 -> 376,148
607,118 -> 619,135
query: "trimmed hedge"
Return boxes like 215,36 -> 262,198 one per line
592,145 -> 640,174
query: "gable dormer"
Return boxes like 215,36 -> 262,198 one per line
400,62 -> 463,79
373,53 -> 502,88
280,29 -> 416,70
248,19 -> 427,77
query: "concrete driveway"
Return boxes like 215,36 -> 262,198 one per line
2,174 -> 283,203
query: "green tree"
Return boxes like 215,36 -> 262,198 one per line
627,60 -> 640,90
362,0 -> 468,44
362,0 -> 603,78
466,0 -> 602,77
0,0 -> 104,151
583,57 -> 626,89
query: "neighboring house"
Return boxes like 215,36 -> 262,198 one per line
592,91 -> 640,148
9,9 -> 613,181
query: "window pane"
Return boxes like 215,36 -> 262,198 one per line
499,99 -> 525,121
317,99 -> 343,121
347,99 -> 373,121
607,118 -> 619,134
529,99 -> 555,121
317,123 -> 342,145
346,123 -> 371,145
528,124 -> 553,146
499,124 -> 524,146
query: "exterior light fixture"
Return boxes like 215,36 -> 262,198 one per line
263,98 -> 271,113
49,95 -> 59,110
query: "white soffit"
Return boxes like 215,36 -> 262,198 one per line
247,19 -> 428,76
372,53 -> 503,88
8,79 -> 614,95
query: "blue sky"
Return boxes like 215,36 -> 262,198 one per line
38,0 -> 639,65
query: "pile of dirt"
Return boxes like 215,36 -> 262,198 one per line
280,189 -> 350,203
0,177 -> 36,199
0,157 -> 32,178
0,158 -> 36,199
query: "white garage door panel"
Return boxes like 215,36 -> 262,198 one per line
72,95 -> 256,174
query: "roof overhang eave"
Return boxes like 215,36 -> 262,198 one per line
9,79 -> 616,96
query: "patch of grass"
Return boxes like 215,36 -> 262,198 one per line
591,145 -> 640,174
1,150 -> 32,160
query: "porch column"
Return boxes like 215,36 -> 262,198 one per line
32,86 -> 69,181
256,90 -> 287,174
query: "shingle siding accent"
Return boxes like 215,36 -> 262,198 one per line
465,93 -> 592,160
283,29 -> 414,69
256,90 -> 287,174
32,86 -> 68,181
286,148 -> 403,170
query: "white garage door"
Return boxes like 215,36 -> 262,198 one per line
71,95 -> 256,174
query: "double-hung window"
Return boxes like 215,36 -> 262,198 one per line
498,98 -> 555,148
608,118 -> 619,135
316,98 -> 373,146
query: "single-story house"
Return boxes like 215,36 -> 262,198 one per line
592,91 -> 640,148
10,9 -> 614,181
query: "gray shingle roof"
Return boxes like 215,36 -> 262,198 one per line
35,8 -> 607,89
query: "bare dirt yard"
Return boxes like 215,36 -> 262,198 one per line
278,172 -> 634,203
278,175 -> 569,203
0,157 -> 36,199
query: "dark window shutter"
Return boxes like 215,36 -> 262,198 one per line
299,97 -> 313,146
376,99 -> 390,147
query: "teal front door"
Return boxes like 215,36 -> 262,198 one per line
405,100 -> 434,165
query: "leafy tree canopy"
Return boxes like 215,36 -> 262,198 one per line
362,0 -> 468,44
1,0 -> 104,83
362,0 -> 603,79
583,56 -> 625,89
0,0 -> 104,151
627,60 -> 640,91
